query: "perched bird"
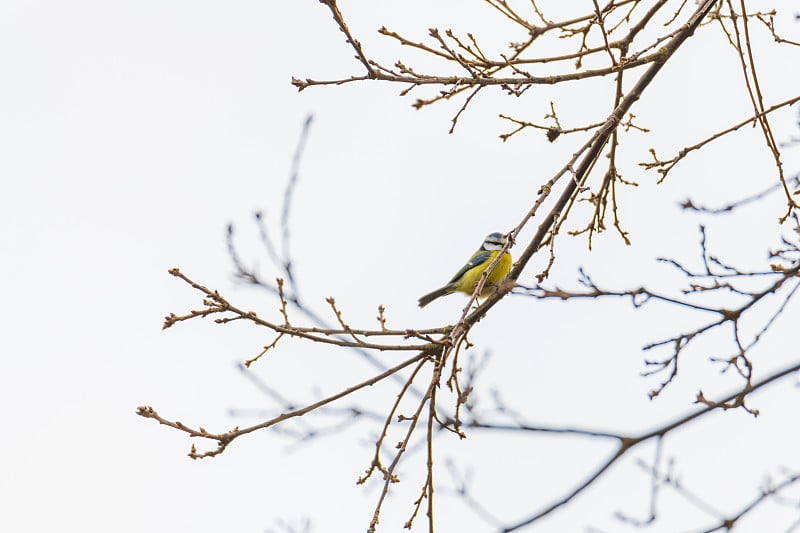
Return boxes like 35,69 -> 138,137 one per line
418,232 -> 513,308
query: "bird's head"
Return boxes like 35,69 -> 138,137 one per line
482,232 -> 507,251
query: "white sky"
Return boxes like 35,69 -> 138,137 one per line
2,1 -> 800,532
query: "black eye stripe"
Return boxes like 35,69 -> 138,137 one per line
480,232 -> 507,250
482,240 -> 506,250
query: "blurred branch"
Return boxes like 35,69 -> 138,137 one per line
494,359 -> 800,531
680,174 -> 800,214
138,351 -> 430,459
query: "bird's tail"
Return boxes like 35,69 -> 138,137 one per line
418,285 -> 454,308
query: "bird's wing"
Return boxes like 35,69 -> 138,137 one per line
447,250 -> 492,284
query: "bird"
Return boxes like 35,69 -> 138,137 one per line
418,232 -> 513,308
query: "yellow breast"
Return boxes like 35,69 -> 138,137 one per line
453,250 -> 512,296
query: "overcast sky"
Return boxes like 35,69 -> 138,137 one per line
2,2 -> 800,532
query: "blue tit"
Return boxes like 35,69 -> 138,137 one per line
418,232 -> 513,308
